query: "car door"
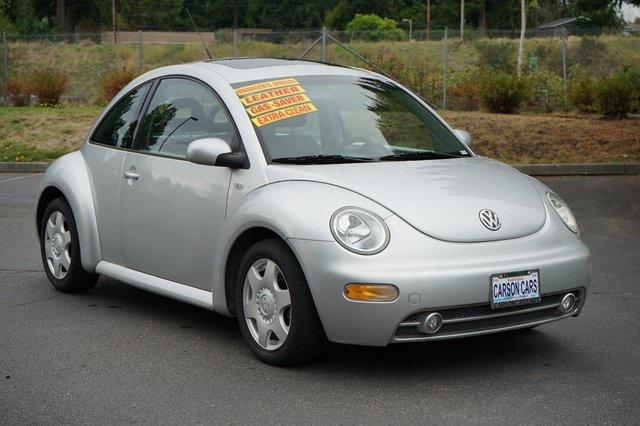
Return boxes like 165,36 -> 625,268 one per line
84,81 -> 151,264
118,77 -> 242,290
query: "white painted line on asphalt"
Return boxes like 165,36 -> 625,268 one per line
0,173 -> 43,184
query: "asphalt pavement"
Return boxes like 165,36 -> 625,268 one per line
1,173 -> 639,424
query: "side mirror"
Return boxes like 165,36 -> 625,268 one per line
454,129 -> 472,147
187,138 -> 245,168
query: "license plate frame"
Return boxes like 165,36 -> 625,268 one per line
490,269 -> 541,309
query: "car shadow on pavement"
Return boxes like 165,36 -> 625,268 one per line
86,277 -> 241,340
317,331 -> 564,375
82,276 -> 577,377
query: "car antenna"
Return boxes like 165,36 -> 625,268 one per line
186,8 -> 213,60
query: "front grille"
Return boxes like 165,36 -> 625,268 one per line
392,289 -> 583,342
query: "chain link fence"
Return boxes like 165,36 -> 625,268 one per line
1,27 -> 639,109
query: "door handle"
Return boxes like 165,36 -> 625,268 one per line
124,171 -> 139,180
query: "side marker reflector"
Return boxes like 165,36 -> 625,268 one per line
344,284 -> 398,302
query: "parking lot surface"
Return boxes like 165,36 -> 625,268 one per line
1,173 -> 639,424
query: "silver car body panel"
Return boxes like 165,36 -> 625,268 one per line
95,261 -> 212,309
118,151 -> 231,290
37,59 -> 591,346
38,151 -> 102,271
83,143 -> 126,264
265,157 -> 546,242
288,187 -> 590,346
210,180 -> 394,314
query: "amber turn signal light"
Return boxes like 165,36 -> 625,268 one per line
344,284 -> 398,302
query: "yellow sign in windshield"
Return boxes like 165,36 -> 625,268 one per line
246,94 -> 311,117
235,78 -> 318,127
234,78 -> 299,96
240,85 -> 306,107
251,103 -> 318,127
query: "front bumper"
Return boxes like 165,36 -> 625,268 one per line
288,213 -> 591,347
391,287 -> 585,342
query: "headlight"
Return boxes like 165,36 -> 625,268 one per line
547,192 -> 578,233
330,207 -> 390,255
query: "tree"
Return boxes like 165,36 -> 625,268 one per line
516,0 -> 526,77
245,0 -> 334,29
569,0 -> 623,28
119,0 -> 183,30
0,0 -> 14,32
13,0 -> 55,33
325,0 -> 395,29
426,0 -> 431,35
2,0 -> 637,34
460,0 -> 464,38
346,13 -> 405,39
516,0 -> 538,77
56,0 -> 64,32
477,0 -> 486,35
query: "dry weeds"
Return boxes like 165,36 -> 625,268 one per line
1,106 -> 638,163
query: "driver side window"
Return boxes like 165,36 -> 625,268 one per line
135,78 -> 239,159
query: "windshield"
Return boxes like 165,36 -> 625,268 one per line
232,75 -> 470,164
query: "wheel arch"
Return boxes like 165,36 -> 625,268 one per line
212,180 -> 393,316
223,226 -> 285,316
36,186 -> 66,238
36,151 -> 102,272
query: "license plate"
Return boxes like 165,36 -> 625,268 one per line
490,270 -> 541,309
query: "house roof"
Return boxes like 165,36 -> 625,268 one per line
537,17 -> 587,30
624,23 -> 640,32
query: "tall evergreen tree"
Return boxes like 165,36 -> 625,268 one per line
0,0 -> 635,33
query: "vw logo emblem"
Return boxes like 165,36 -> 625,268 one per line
479,209 -> 501,231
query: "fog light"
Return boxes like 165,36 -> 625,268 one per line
559,293 -> 576,313
344,284 -> 398,302
422,312 -> 443,334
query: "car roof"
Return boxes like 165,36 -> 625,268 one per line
193,57 -> 377,84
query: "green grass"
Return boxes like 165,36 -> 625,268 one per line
0,140 -> 71,162
0,105 -> 102,161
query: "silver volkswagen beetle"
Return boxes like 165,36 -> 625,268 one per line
36,58 -> 590,365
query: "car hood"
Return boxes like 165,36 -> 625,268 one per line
265,156 -> 546,242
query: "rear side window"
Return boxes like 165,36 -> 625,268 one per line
91,83 -> 150,148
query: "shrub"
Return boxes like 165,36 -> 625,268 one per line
7,76 -> 31,107
595,72 -> 636,119
574,37 -> 607,69
568,76 -> 598,113
526,70 -> 570,113
448,70 -> 480,111
99,68 -> 140,103
474,40 -> 517,73
30,69 -> 68,106
526,40 -> 563,75
367,46 -> 442,105
346,14 -> 406,41
405,64 -> 442,106
621,67 -> 640,113
479,72 -> 529,114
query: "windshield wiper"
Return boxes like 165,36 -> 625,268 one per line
378,151 -> 462,161
271,155 -> 375,164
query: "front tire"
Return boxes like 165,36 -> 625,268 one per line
40,197 -> 98,293
235,239 -> 327,366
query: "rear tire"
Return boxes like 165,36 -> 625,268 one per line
40,197 -> 98,293
235,238 -> 328,366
